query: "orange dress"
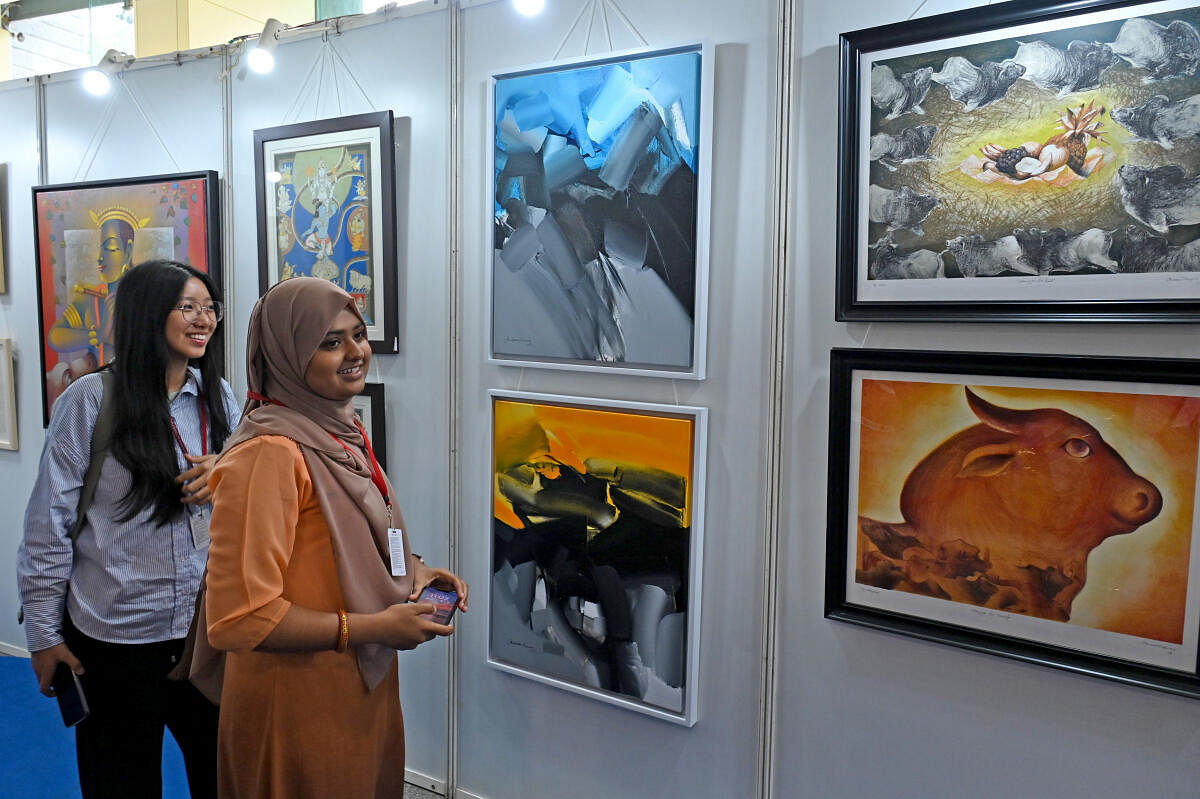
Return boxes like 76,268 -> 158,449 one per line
206,435 -> 405,799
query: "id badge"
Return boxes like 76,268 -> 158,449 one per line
189,508 -> 211,549
388,528 -> 407,577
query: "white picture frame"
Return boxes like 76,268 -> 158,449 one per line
487,42 -> 714,379
488,389 -> 708,725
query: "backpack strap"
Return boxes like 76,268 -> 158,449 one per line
68,369 -> 116,542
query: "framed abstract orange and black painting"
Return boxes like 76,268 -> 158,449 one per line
826,348 -> 1200,698
489,390 -> 707,725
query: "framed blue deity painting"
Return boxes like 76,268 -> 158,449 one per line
254,111 -> 398,352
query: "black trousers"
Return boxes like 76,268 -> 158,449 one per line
63,613 -> 218,799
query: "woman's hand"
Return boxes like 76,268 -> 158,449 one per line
365,602 -> 454,651
408,560 -> 469,613
30,642 -> 83,696
178,453 -> 219,505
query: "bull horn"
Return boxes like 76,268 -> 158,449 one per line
964,387 -> 1026,434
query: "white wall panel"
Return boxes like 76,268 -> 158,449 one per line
456,0 -> 777,795
43,56 -> 224,185
775,1 -> 1200,797
0,81 -> 42,654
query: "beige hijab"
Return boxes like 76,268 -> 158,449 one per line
194,277 -> 411,696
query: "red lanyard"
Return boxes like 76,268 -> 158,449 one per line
169,394 -> 208,457
329,421 -> 391,507
247,391 -> 389,506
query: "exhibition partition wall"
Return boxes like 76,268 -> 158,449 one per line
2,0 -> 1200,798
778,0 -> 1200,797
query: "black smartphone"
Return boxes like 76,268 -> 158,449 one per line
51,662 -> 90,727
417,586 -> 458,625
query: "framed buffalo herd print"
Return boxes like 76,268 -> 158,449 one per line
837,0 -> 1200,322
826,348 -> 1200,698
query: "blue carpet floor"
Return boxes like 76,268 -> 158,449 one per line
0,654 -> 190,798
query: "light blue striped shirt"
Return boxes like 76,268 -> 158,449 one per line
17,367 -> 241,652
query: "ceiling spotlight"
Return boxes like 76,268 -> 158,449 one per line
82,49 -> 132,97
247,18 -> 284,74
513,0 -> 545,16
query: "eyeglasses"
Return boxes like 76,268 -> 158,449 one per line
173,301 -> 224,323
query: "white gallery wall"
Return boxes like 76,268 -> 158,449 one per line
455,0 -> 777,796
0,0 -> 1198,797
778,0 -> 1200,797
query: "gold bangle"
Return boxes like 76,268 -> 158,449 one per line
335,609 -> 350,653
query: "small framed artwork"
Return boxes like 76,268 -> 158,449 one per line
838,0 -> 1200,322
352,382 -> 387,473
255,111 -> 398,353
489,42 -> 713,378
0,338 -> 16,450
489,390 -> 708,724
33,171 -> 222,425
827,347 -> 1200,698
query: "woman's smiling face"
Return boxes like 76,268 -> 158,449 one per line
165,277 -> 216,365
304,307 -> 371,401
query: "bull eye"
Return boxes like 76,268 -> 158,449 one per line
1063,438 -> 1092,458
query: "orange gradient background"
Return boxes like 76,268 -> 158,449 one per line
857,378 -> 1200,643
493,398 -> 695,530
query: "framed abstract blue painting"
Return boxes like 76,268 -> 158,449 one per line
489,43 -> 713,378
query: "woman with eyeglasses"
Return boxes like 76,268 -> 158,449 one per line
18,259 -> 239,799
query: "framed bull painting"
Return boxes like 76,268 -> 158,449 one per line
826,348 -> 1200,698
837,0 -> 1200,322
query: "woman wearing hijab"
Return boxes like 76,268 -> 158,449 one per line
202,277 -> 467,798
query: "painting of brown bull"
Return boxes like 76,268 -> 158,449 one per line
856,382 -> 1196,640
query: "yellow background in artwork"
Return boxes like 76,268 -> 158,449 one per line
493,398 -> 695,529
857,379 -> 1200,644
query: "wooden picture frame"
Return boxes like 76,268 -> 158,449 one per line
352,381 -> 387,473
255,111 -> 398,353
837,0 -> 1200,322
489,389 -> 708,724
33,171 -> 222,425
0,338 -> 16,450
827,347 -> 1200,698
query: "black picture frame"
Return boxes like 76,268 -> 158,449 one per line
827,347 -> 1200,699
33,170 -> 223,425
352,382 -> 387,473
254,111 -> 398,352
837,0 -> 1200,322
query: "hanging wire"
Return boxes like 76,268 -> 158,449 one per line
907,0 -> 931,20
328,38 -> 377,111
603,0 -> 648,47
582,0 -> 598,55
119,78 -> 181,172
552,0 -> 597,60
599,0 -> 613,52
73,87 -> 120,181
282,43 -> 329,123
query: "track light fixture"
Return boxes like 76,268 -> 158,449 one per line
82,49 -> 133,97
513,0 -> 546,15
247,18 -> 284,74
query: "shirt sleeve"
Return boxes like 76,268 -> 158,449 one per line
16,376 -> 102,652
205,435 -> 307,651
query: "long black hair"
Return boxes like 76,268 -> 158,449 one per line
109,260 -> 232,524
